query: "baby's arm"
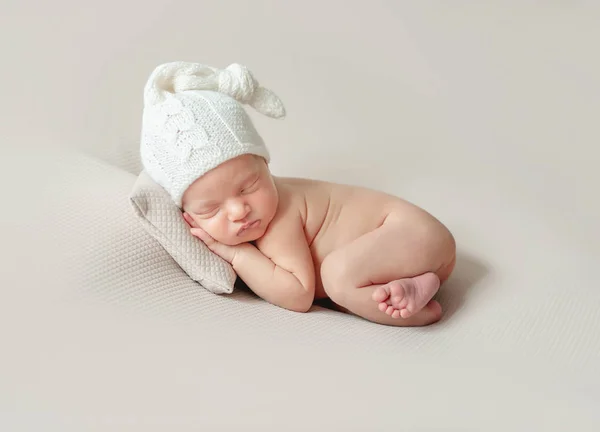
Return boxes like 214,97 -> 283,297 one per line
234,212 -> 315,312
189,211 -> 315,313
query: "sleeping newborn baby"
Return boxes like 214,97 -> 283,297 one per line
140,61 -> 456,326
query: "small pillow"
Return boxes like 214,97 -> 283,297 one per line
128,170 -> 237,294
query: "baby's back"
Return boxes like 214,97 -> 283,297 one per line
274,177 -> 405,265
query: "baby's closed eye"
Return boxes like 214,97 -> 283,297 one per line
241,177 -> 260,194
195,206 -> 219,218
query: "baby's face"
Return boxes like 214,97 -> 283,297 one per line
181,155 -> 279,246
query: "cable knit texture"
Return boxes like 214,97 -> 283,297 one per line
140,61 -> 286,208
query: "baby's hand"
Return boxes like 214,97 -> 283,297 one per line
189,227 -> 240,264
182,212 -> 247,264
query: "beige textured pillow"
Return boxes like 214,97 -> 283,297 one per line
129,170 -> 237,294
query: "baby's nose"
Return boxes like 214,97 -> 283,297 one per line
227,200 -> 250,221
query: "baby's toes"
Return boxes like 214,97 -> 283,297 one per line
372,286 -> 390,303
392,295 -> 409,311
400,308 -> 413,319
391,309 -> 401,319
385,305 -> 396,316
388,282 -> 406,301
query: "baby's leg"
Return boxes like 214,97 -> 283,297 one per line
320,212 -> 456,326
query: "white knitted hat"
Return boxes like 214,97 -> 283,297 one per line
139,61 -> 286,208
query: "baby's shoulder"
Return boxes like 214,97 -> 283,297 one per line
274,176 -> 333,209
254,182 -> 307,253
274,176 -> 329,196
254,178 -> 323,246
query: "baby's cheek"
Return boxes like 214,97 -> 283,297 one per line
198,217 -> 216,231
202,215 -> 228,237
255,190 -> 275,208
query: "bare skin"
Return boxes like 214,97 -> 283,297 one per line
182,155 -> 456,326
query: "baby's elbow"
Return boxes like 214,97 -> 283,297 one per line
290,300 -> 312,313
289,303 -> 311,314
288,289 -> 314,313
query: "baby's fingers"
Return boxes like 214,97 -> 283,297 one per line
190,228 -> 212,243
190,228 -> 235,263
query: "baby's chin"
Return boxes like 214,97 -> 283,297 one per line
221,226 -> 267,245
223,232 -> 262,246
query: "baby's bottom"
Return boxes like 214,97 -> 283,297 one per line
319,212 -> 456,327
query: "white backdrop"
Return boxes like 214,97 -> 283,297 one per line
1,1 -> 599,430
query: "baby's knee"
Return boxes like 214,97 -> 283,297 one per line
434,227 -> 456,282
410,216 -> 456,281
437,253 -> 456,283
440,227 -> 456,260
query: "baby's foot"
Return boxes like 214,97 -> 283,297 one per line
371,272 -> 440,319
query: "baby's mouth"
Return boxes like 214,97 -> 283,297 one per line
237,220 -> 260,236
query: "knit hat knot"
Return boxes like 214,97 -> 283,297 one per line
218,64 -> 257,104
143,61 -> 285,119
218,63 -> 286,119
